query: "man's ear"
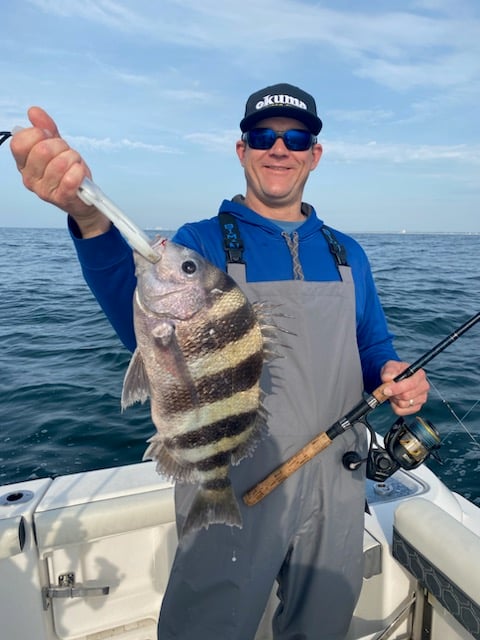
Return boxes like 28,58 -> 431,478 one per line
310,143 -> 323,171
236,139 -> 247,166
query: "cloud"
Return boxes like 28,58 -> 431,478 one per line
22,1 -> 480,99
111,71 -> 153,86
326,139 -> 480,164
328,108 -> 395,126
28,0 -> 148,31
355,51 -> 480,92
183,130 -> 239,153
162,88 -> 215,103
68,134 -> 182,154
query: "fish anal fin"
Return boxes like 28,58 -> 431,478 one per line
143,433 -> 197,482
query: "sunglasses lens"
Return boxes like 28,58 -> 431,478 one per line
245,129 -> 313,151
246,129 -> 276,149
283,130 -> 313,151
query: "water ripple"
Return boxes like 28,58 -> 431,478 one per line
1,228 -> 479,504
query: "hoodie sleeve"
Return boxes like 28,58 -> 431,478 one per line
356,275 -> 399,392
68,218 -> 137,352
350,244 -> 399,391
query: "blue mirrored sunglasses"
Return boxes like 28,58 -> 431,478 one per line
242,128 -> 316,151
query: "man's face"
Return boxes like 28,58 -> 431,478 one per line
236,116 -> 322,215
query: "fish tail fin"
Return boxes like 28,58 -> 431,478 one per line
181,480 -> 242,538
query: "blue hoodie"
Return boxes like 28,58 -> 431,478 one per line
69,197 -> 398,392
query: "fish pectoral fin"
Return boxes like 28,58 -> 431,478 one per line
164,329 -> 200,407
121,349 -> 151,409
151,321 -> 199,407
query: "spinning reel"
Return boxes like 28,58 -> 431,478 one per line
343,415 -> 442,482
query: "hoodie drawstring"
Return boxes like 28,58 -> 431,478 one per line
281,231 -> 304,280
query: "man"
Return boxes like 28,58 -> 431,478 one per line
11,83 -> 429,639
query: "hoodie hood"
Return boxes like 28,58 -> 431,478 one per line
219,196 -> 325,239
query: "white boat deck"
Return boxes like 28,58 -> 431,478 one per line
1,461 -> 479,640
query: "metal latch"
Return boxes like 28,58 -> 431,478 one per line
42,572 -> 110,610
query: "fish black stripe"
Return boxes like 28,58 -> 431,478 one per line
161,351 -> 263,414
195,451 -> 230,472
205,269 -> 238,295
202,478 -> 231,491
164,410 -> 257,451
198,350 -> 263,401
181,301 -> 257,359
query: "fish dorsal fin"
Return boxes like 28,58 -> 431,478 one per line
121,349 -> 151,410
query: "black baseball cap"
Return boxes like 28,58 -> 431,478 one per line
240,83 -> 322,135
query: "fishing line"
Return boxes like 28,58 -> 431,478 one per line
460,399 -> 480,422
428,376 -> 480,449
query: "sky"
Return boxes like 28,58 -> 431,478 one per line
1,0 -> 479,233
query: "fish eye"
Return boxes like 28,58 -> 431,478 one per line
181,260 -> 197,275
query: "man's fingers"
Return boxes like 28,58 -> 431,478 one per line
19,137 -> 71,189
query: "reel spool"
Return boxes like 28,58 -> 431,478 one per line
344,416 -> 442,482
385,416 -> 441,471
367,416 -> 441,482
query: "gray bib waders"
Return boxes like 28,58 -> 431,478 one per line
158,253 -> 367,640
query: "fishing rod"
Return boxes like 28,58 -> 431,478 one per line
243,311 -> 480,507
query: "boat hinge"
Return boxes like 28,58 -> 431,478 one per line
42,572 -> 110,610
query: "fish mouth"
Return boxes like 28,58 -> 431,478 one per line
135,288 -> 200,320
150,237 -> 169,254
147,286 -> 189,301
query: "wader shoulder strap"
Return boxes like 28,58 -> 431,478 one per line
218,212 -> 245,265
321,225 -> 349,268
218,214 -> 349,272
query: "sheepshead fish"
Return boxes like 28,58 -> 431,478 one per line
121,236 -> 271,537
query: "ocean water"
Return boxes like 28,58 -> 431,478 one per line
1,228 -> 479,504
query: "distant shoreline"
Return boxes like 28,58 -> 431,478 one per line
1,226 -> 479,235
